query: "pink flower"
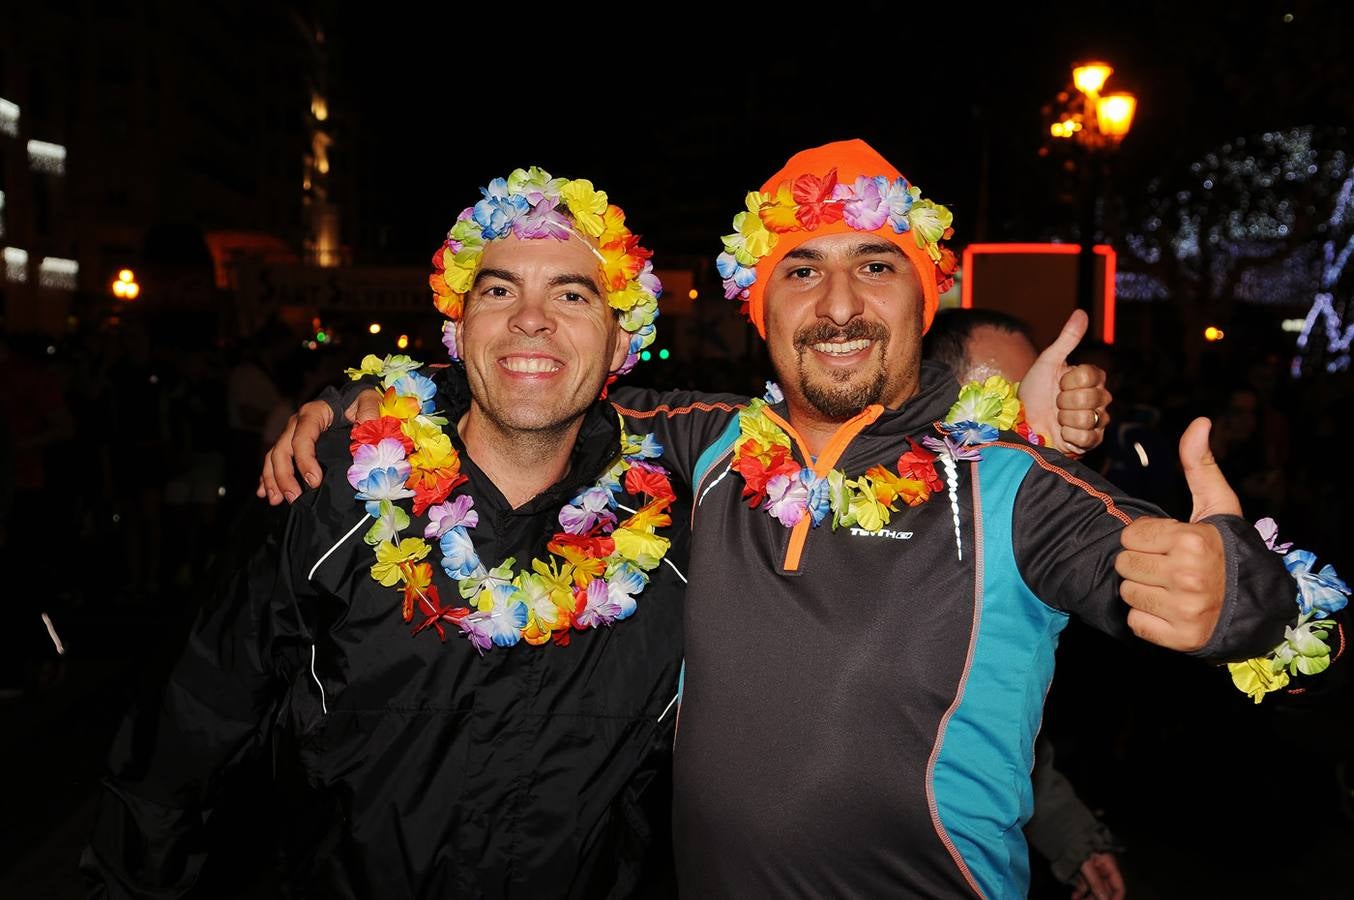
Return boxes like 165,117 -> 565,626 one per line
764,472 -> 809,528
836,176 -> 889,232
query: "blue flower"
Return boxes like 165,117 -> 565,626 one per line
440,526 -> 481,580
393,371 -> 439,415
801,470 -> 831,528
1283,549 -> 1350,619
717,250 -> 757,300
636,433 -> 664,460
472,178 -> 530,239
356,466 -> 416,502
880,176 -> 917,234
763,381 -> 784,404
941,420 -> 999,446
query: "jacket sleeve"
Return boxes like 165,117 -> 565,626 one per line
608,387 -> 749,489
1010,447 -> 1293,662
1024,737 -> 1120,884
82,500 -> 321,898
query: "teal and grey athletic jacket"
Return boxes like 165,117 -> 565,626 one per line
611,362 -> 1295,899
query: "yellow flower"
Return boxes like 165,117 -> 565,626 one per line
731,205 -> 775,267
531,558 -> 577,611
757,182 -> 800,233
739,401 -> 793,452
620,499 -> 672,533
908,199 -> 954,248
345,354 -> 385,381
864,465 -> 928,508
560,179 -> 609,238
613,526 -> 670,566
371,538 -> 431,587
947,377 -> 1021,431
443,258 -> 477,295
1228,656 -> 1289,704
407,428 -> 457,471
380,387 -> 421,421
847,478 -> 891,532
607,282 -> 651,313
598,205 -> 629,245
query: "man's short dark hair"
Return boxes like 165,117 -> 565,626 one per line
922,308 -> 1036,376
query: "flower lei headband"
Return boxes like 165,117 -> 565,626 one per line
428,166 -> 660,375
716,169 -> 961,308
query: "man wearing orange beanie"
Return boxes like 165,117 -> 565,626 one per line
623,139 -> 1303,898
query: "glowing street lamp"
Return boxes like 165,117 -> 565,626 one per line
112,268 -> 140,300
1046,61 -> 1139,329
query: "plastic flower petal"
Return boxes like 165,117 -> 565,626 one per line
941,420 -> 1000,447
371,537 -> 431,588
351,416 -> 415,455
1255,518 -> 1293,554
355,466 -> 417,503
802,470 -> 830,528
365,500 -> 411,546
764,472 -> 809,528
559,486 -> 618,535
837,176 -> 890,231
1228,656 -> 1290,704
439,526 -> 482,580
1283,550 -> 1350,618
560,179 -> 609,238
348,438 -> 412,491
757,182 -> 801,233
908,199 -> 954,255
424,494 -> 478,539
393,372 -> 438,415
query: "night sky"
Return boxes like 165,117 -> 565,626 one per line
337,1 -> 1353,265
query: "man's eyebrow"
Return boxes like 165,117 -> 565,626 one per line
547,272 -> 602,294
472,267 -> 522,287
848,239 -> 906,258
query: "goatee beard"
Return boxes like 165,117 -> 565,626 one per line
793,321 -> 890,419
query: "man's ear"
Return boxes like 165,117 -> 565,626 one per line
608,321 -> 630,373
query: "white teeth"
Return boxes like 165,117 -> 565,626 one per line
502,357 -> 561,374
811,339 -> 871,355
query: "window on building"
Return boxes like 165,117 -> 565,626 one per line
4,246 -> 28,282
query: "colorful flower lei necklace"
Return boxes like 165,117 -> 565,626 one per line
1228,518 -> 1348,703
731,376 -> 1042,555
345,354 -> 677,653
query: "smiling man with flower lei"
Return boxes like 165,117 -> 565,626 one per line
255,144 -> 1345,896
610,140 -> 1333,899
86,169 -> 692,899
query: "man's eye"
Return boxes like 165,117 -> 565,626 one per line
560,291 -> 588,303
790,267 -> 814,279
864,262 -> 892,274
484,285 -> 510,298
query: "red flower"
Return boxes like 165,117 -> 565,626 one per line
411,472 -> 468,516
548,533 -> 617,560
410,585 -> 471,641
731,441 -> 800,508
625,465 -> 676,502
934,246 -> 960,294
897,438 -> 943,494
350,416 -> 415,454
791,170 -> 844,230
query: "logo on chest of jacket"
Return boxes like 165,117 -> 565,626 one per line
848,527 -> 914,540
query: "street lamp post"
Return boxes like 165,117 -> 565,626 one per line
1048,62 -> 1137,330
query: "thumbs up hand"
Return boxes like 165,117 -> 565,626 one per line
1114,418 -> 1241,652
1017,310 -> 1112,456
